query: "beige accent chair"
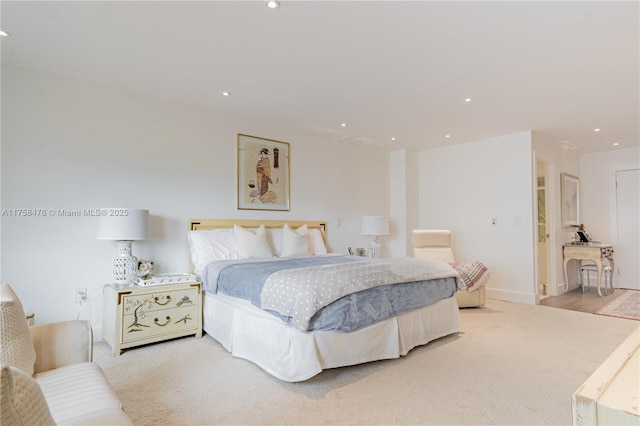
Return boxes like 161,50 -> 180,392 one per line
411,229 -> 486,308
1,283 -> 132,425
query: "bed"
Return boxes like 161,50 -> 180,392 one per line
188,219 -> 463,382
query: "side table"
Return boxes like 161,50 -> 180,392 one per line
102,282 -> 202,356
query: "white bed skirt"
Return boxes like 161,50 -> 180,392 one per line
203,292 -> 461,382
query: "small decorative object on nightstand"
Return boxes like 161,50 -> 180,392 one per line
136,272 -> 197,287
102,281 -> 202,356
137,258 -> 154,279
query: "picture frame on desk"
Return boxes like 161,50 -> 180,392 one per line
576,230 -> 590,243
561,173 -> 580,227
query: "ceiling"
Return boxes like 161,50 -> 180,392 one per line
1,1 -> 638,154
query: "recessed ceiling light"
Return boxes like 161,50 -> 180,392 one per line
464,98 -> 473,103
266,1 -> 280,9
341,123 -> 347,127
0,30 -> 11,37
612,142 -> 620,146
222,91 -> 230,96
445,134 -> 451,138
594,128 -> 601,132
391,137 -> 396,141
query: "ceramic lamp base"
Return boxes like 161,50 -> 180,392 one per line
113,240 -> 138,284
368,237 -> 381,258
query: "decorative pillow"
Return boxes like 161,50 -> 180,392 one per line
265,229 -> 282,256
187,229 -> 238,275
0,284 -> 36,376
280,224 -> 311,257
1,365 -> 56,426
234,225 -> 274,259
309,229 -> 328,255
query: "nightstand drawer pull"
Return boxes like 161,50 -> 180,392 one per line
154,316 -> 171,326
154,295 -> 171,306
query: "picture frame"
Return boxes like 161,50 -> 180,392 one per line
560,173 -> 580,227
237,134 -> 290,211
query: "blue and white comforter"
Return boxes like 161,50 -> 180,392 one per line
202,255 -> 462,332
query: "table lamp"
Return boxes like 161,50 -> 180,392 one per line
361,216 -> 389,258
97,208 -> 149,285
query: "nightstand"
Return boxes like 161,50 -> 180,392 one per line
103,282 -> 202,357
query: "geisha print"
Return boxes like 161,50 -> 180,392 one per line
252,147 -> 277,204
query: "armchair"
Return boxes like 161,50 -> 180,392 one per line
411,229 -> 486,308
1,283 -> 132,425
30,320 -> 93,374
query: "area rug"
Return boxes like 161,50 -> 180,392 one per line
595,289 -> 640,321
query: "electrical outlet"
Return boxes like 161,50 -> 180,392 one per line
74,287 -> 87,304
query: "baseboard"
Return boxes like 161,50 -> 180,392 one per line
556,281 -> 579,296
485,287 -> 536,305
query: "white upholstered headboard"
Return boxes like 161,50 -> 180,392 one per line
189,218 -> 327,242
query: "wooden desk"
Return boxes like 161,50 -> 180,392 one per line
563,244 -> 614,297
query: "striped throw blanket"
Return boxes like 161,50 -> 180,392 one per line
450,261 -> 491,291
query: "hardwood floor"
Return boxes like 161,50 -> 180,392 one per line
539,286 -> 625,314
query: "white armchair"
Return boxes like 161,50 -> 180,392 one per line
30,320 -> 93,374
411,229 -> 486,308
1,283 -> 132,425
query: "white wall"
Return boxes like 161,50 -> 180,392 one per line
418,132 -> 536,304
580,147 -> 640,287
580,147 -> 639,243
389,148 -> 419,258
1,67 -> 390,336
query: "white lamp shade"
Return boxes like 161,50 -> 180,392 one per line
96,208 -> 150,240
361,216 -> 390,236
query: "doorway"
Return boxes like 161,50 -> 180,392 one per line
536,161 -> 550,297
615,169 -> 640,290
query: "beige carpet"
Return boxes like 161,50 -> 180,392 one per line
94,299 -> 639,425
595,289 -> 640,321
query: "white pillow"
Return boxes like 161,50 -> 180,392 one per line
281,224 -> 311,257
309,228 -> 328,255
1,365 -> 56,426
234,225 -> 274,259
186,229 -> 238,275
187,225 -> 327,268
0,284 -> 37,376
266,228 -> 283,256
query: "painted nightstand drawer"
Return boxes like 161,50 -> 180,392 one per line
122,286 -> 199,316
103,282 -> 202,356
121,303 -> 198,343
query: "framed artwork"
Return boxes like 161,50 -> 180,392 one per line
237,134 -> 290,211
560,173 -> 580,227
